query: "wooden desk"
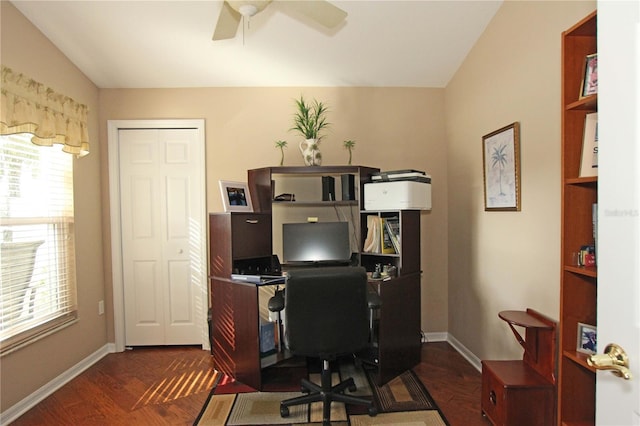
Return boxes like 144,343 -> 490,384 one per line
481,309 -> 556,426
210,272 -> 421,390
208,168 -> 422,391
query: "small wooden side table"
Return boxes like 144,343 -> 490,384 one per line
481,309 -> 556,426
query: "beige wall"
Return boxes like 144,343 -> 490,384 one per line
98,87 -> 450,339
1,1 -> 106,410
444,0 -> 596,360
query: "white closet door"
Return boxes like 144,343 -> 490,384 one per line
119,128 -> 202,346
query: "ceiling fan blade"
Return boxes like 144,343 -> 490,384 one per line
212,1 -> 242,41
286,0 -> 347,28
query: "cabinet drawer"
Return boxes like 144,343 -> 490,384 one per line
482,362 -> 505,425
231,213 -> 272,259
481,360 -> 555,426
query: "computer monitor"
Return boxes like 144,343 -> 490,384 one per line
282,222 -> 352,265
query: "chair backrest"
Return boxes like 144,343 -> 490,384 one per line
284,266 -> 369,360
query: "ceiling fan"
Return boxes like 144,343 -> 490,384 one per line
212,0 -> 347,41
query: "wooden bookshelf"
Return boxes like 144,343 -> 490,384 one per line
557,11 -> 598,426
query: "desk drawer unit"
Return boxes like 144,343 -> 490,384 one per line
481,360 -> 555,426
230,213 -> 271,259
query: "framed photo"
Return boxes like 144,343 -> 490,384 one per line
482,122 -> 521,211
580,53 -> 598,98
579,112 -> 598,177
577,322 -> 597,354
219,180 -> 253,212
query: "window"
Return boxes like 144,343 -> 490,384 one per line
0,134 -> 77,355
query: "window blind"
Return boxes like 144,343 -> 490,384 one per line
0,134 -> 77,355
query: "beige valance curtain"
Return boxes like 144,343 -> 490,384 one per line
1,66 -> 89,156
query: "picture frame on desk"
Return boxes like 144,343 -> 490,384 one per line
580,53 -> 598,98
482,122 -> 521,211
577,322 -> 597,354
219,180 -> 254,212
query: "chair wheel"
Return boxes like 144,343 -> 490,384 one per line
280,405 -> 290,417
368,405 -> 378,416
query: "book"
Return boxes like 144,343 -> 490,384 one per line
380,218 -> 396,254
579,113 -> 598,177
578,244 -> 596,266
592,203 -> 598,265
384,216 -> 401,254
363,215 -> 381,253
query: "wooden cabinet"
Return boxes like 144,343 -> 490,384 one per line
481,309 -> 557,426
482,362 -> 555,426
557,11 -> 598,426
208,212 -> 278,390
371,270 -> 422,384
209,212 -> 274,277
361,209 -> 422,384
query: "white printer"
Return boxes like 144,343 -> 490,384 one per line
364,170 -> 432,211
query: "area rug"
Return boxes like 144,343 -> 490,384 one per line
193,360 -> 449,425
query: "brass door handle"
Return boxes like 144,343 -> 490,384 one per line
587,343 -> 632,380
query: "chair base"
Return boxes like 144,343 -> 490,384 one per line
280,359 -> 377,426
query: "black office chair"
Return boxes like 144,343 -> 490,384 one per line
355,288 -> 382,369
279,266 -> 377,425
267,286 -> 285,352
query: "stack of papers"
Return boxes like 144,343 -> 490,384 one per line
371,169 -> 431,183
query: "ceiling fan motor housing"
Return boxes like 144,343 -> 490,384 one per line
229,1 -> 271,17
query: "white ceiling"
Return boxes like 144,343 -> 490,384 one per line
11,0 -> 502,89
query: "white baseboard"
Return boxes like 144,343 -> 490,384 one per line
422,331 -> 482,373
446,334 -> 482,372
1,343 -> 116,426
423,331 -> 448,342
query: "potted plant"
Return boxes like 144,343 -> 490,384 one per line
343,140 -> 356,165
274,140 -> 288,166
290,96 -> 330,166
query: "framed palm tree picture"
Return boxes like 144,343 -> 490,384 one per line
482,122 -> 521,211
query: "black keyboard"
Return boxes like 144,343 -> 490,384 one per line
230,274 -> 285,285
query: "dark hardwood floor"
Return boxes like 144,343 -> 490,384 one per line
10,342 -> 490,425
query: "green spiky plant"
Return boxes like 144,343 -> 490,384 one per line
290,96 -> 330,141
343,140 -> 356,165
275,140 -> 287,166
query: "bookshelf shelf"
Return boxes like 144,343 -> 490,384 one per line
272,200 -> 358,207
565,177 -> 597,185
564,265 -> 597,278
562,350 -> 597,373
566,94 -> 597,111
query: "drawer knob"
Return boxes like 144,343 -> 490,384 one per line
489,390 -> 496,405
246,219 -> 259,224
